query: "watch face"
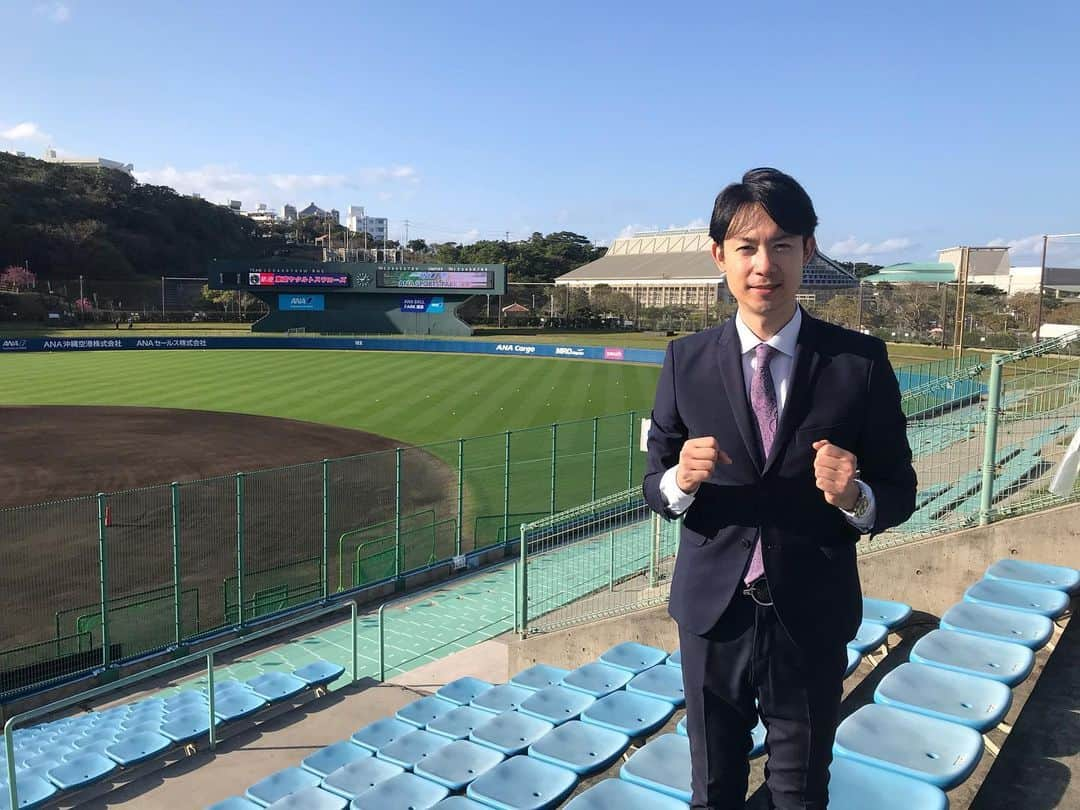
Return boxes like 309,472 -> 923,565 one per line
354,272 -> 373,286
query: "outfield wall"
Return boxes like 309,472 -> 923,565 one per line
0,336 -> 666,364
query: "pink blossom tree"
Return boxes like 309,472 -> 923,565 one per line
74,297 -> 93,313
1,265 -> 36,291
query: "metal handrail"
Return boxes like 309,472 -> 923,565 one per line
4,600 -> 357,810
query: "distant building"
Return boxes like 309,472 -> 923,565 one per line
345,205 -> 388,241
281,204 -> 297,223
555,228 -> 856,308
244,203 -> 277,225
863,246 -> 1080,295
227,200 -> 242,213
41,147 -> 133,175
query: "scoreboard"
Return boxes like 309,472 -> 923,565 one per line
211,261 -> 504,295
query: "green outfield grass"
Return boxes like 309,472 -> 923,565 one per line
0,350 -> 660,445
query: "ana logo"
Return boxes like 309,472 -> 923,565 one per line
136,339 -> 156,348
290,297 -> 309,305
1,339 -> 27,349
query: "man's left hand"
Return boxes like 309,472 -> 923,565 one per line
811,440 -> 859,510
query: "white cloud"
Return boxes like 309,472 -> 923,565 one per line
134,162 -> 420,210
1,121 -> 50,141
989,234 -> 1080,266
35,2 -> 70,23
986,234 -> 1044,258
459,228 -> 481,244
827,236 -> 913,259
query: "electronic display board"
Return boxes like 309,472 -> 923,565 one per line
247,270 -> 351,288
377,268 -> 493,290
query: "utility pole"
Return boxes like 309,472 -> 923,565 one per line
1035,235 -> 1048,343
404,220 -> 410,257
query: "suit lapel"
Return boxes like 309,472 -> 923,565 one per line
715,320 -> 764,473
763,313 -> 822,474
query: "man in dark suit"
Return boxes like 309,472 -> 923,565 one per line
643,168 -> 916,809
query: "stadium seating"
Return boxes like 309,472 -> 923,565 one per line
195,597 -> 920,809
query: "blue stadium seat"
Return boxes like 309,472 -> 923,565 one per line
847,621 -> 889,655
247,672 -> 308,703
163,691 -> 206,713
397,696 -> 458,729
215,690 -> 268,723
511,664 -> 570,692
104,731 -> 172,766
122,721 -> 164,737
527,720 -> 629,775
465,754 -> 578,810
833,704 -> 983,789
427,705 -> 498,740
375,728 -> 451,770
431,798 -> 490,810
470,711 -> 554,756
349,771 -> 449,810
413,739 -> 505,790
562,663 -> 634,698
619,733 -> 691,802
563,778 -> 691,810
599,642 -> 668,674
470,684 -> 534,714
264,785 -> 347,810
0,774 -> 57,810
351,717 -> 416,752
292,661 -> 346,689
827,755 -> 947,810
437,677 -> 495,706
984,559 -> 1079,593
665,650 -> 682,669
244,766 -> 321,805
963,579 -> 1069,618
941,601 -> 1054,649
580,691 -> 674,738
205,797 -> 262,810
45,752 -> 118,791
160,709 -> 212,744
299,740 -> 371,778
845,648 -> 862,677
320,757 -> 403,801
625,665 -> 685,706
861,597 -> 912,629
874,662 -> 1012,731
518,686 -> 596,725
910,629 -> 1034,686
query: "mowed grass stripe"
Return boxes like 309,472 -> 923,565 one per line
0,350 -> 660,447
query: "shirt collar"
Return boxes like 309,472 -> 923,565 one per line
735,305 -> 802,358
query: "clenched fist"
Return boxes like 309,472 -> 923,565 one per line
676,436 -> 732,494
811,439 -> 859,510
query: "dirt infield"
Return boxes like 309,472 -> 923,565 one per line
0,406 -> 458,673
0,406 -> 413,507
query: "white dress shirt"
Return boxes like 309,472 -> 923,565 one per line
659,306 -> 876,531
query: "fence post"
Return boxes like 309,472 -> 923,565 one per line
235,472 -> 244,628
591,416 -> 599,501
513,561 -> 520,633
456,439 -> 464,557
171,482 -> 182,648
627,411 -> 636,493
650,512 -> 661,588
979,355 -> 1005,525
518,523 -> 528,638
321,459 -> 330,600
207,651 -> 217,750
609,530 -> 616,592
378,604 -> 386,682
394,448 -> 403,588
502,431 -> 511,549
550,423 -> 558,515
97,492 -> 110,670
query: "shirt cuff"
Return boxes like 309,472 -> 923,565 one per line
839,479 -> 876,532
660,465 -> 696,516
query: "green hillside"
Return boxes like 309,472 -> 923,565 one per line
0,152 -> 267,281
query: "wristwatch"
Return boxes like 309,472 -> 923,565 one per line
848,481 -> 871,520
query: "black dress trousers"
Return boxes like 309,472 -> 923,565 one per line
678,585 -> 848,810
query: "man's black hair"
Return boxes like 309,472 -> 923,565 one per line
709,167 -> 818,246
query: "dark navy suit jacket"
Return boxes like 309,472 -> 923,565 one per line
643,313 -> 917,649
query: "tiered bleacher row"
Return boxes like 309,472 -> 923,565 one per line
1,559 -> 1072,809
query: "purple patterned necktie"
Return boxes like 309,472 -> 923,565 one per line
744,343 -> 778,585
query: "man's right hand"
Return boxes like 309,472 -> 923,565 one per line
676,437 -> 732,494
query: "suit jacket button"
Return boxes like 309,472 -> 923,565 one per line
741,538 -> 752,548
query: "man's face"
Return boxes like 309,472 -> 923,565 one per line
711,203 -> 815,324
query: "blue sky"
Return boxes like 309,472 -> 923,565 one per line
2,1 -> 1078,265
